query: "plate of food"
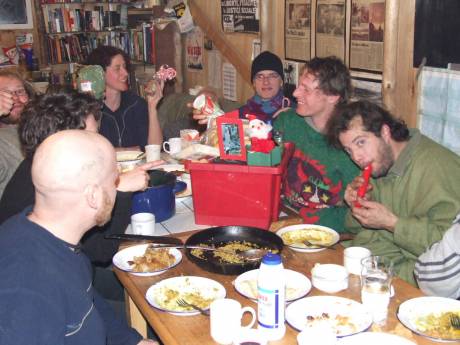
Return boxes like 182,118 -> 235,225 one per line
397,296 -> 460,342
145,276 -> 226,316
276,224 -> 340,252
285,296 -> 372,337
156,164 -> 192,199
234,268 -> 311,302
112,244 -> 182,277
337,332 -> 416,345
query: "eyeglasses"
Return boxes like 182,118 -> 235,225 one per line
1,89 -> 28,97
254,73 -> 280,81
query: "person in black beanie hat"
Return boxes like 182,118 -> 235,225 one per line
193,51 -> 291,124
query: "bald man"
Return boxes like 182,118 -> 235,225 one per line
0,130 -> 157,345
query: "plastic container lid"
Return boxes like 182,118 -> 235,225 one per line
262,253 -> 281,265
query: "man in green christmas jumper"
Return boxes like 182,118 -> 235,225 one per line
274,57 -> 359,231
327,100 -> 460,285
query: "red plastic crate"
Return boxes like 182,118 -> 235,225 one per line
185,143 -> 294,229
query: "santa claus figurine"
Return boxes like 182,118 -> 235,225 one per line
247,115 -> 276,153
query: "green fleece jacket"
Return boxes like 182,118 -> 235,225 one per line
274,109 -> 359,232
345,130 -> 460,286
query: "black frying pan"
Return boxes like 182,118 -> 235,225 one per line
185,226 -> 283,275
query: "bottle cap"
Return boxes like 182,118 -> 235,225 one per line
261,253 -> 281,265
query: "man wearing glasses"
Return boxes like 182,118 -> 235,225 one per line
274,56 -> 359,231
0,71 -> 30,198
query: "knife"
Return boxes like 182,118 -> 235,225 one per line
104,234 -> 183,245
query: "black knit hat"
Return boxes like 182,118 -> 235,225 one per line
251,51 -> 284,82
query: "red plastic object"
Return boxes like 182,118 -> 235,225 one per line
185,142 -> 295,229
355,163 -> 372,208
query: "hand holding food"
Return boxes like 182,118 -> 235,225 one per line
355,164 -> 372,208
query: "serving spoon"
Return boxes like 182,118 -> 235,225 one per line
154,244 -> 269,262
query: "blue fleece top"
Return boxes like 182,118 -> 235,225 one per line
0,210 -> 142,345
100,91 -> 149,148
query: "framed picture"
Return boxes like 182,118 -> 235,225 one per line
217,117 -> 247,161
0,0 -> 33,29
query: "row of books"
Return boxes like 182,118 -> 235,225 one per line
43,5 -> 127,33
41,1 -> 131,4
45,29 -> 156,65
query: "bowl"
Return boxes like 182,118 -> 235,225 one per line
116,150 -> 144,172
311,264 -> 348,293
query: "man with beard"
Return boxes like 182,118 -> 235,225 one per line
327,100 -> 460,285
274,56 -> 359,230
0,130 -> 157,345
0,71 -> 31,198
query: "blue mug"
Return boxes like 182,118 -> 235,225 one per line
131,170 -> 187,223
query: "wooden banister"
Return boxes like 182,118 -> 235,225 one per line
188,0 -> 252,84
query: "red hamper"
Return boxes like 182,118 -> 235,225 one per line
185,143 -> 294,229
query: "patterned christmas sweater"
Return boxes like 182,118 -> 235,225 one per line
274,108 -> 359,232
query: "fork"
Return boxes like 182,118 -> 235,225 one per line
451,314 -> 460,329
176,298 -> 210,316
303,239 -> 336,250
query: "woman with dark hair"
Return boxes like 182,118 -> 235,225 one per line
85,46 -> 163,149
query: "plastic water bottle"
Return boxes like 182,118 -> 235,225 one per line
257,253 -> 286,341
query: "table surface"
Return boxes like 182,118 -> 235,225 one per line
115,219 -> 438,345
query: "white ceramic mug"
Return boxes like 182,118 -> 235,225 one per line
145,144 -> 161,162
163,137 -> 182,155
233,327 -> 268,345
131,212 -> 155,235
210,298 -> 256,345
343,246 -> 371,275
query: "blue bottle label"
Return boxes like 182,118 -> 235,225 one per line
257,286 -> 280,329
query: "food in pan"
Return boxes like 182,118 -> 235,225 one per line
414,311 -> 460,340
280,228 -> 333,247
190,241 -> 277,264
128,245 -> 176,272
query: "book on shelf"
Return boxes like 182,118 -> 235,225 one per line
43,4 -> 127,33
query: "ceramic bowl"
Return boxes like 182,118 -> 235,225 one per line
116,150 -> 144,172
311,264 -> 348,293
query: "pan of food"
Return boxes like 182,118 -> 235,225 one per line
185,226 -> 284,275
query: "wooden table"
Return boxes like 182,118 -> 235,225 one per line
115,220 -> 436,345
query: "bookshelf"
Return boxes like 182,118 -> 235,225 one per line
39,1 -> 160,66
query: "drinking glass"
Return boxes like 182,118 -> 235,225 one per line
360,255 -> 393,324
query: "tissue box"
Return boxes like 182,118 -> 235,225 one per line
247,145 -> 282,167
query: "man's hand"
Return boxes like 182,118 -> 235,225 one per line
0,91 -> 14,117
350,199 -> 398,232
344,176 -> 373,207
137,339 -> 159,345
187,90 -> 219,125
117,160 -> 165,192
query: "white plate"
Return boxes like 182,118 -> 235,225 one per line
145,276 -> 226,316
112,244 -> 182,277
276,224 -> 340,253
156,164 -> 192,199
397,296 -> 460,342
286,296 -> 372,337
234,269 -> 311,302
338,332 -> 416,345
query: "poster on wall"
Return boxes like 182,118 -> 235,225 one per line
285,0 -> 311,62
0,0 -> 33,29
315,0 -> 346,61
221,0 -> 259,33
349,0 -> 385,73
186,27 -> 204,71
